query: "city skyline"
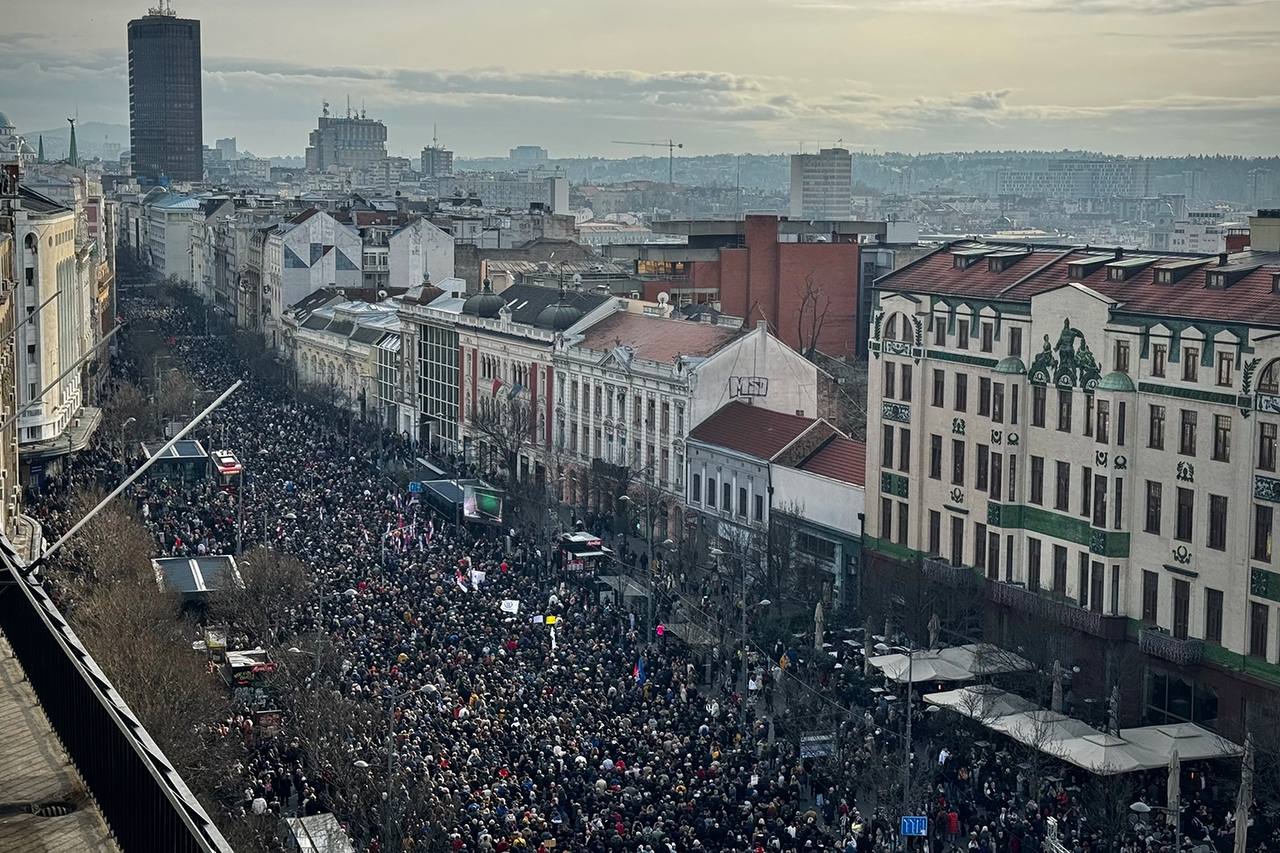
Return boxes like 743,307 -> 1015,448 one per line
3,0 -> 1280,159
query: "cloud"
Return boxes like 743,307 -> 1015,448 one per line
787,0 -> 1268,12
1107,28 -> 1280,49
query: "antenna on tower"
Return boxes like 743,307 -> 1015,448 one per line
346,95 -> 351,119
433,123 -> 438,148
361,100 -> 366,120
322,100 -> 330,118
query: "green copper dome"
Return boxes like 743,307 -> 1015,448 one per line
1096,371 -> 1136,392
994,356 -> 1026,375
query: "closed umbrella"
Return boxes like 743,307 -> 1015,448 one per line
1167,745 -> 1181,830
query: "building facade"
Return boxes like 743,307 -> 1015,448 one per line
996,159 -> 1152,200
305,108 -> 388,172
127,8 -> 203,185
789,148 -> 853,221
278,209 -> 363,308
437,175 -> 569,215
420,145 -> 454,179
864,224 -> 1280,738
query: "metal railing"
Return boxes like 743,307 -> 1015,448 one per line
987,579 -> 1128,642
0,537 -> 236,853
1139,626 -> 1205,666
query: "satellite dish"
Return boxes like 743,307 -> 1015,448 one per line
657,292 -> 670,305
378,289 -> 388,299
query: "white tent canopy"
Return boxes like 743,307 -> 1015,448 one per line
867,643 -> 1033,683
925,686 -> 1242,776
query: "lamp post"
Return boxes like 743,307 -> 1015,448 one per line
739,596 -> 771,724
620,492 -> 657,636
382,682 -> 432,846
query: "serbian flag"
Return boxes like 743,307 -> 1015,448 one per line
456,570 -> 470,592
491,377 -> 505,395
633,657 -> 646,685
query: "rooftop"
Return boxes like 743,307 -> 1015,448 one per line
877,241 -> 1280,327
793,435 -> 866,486
499,283 -> 609,327
688,401 -> 816,460
574,312 -> 741,363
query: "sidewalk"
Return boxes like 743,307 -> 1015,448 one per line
9,514 -> 43,565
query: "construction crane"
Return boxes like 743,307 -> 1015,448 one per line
612,139 -> 683,185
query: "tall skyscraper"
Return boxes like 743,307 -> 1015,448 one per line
305,102 -> 388,172
128,4 -> 203,185
789,148 -> 853,220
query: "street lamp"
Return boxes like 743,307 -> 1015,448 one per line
739,596 -> 771,723
379,682 -> 433,845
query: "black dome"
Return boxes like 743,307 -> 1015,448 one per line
535,300 -> 583,332
462,278 -> 504,318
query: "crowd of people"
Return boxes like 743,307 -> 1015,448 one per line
23,291 -> 1274,853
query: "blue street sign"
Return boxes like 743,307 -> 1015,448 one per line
408,481 -> 424,494
900,816 -> 928,837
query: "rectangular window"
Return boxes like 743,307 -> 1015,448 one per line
1149,405 -> 1166,450
954,374 -> 968,412
1118,402 -> 1127,447
934,319 -> 946,347
1009,327 -> 1023,358
1183,347 -> 1199,382
980,322 -> 994,353
1096,400 -> 1110,444
932,369 -> 945,407
1261,422 -> 1277,472
1142,570 -> 1159,624
1209,495 -> 1228,550
1055,461 -> 1070,511
707,477 -> 717,507
901,365 -> 913,402
882,425 -> 895,468
1030,455 -> 1044,505
1084,394 -> 1094,438
992,383 -> 1005,424
976,444 -> 990,492
928,510 -> 941,555
883,361 -> 896,399
1011,384 -> 1020,426
1090,561 -> 1105,614
1213,415 -> 1231,462
1081,466 -> 1093,518
1250,602 -> 1269,659
1180,410 -> 1197,456
738,487 -> 748,517
1053,545 -> 1068,595
1032,385 -> 1046,428
929,434 -> 942,480
974,522 -> 987,569
1114,340 -> 1131,374
880,497 -> 893,538
951,516 -> 965,566
723,482 -> 732,511
1007,454 -> 1017,502
897,502 -> 909,545
952,439 -> 966,486
1145,481 -> 1162,534
958,321 -> 969,350
988,530 -> 1000,579
754,494 -> 764,521
1152,343 -> 1167,378
1217,352 -> 1234,387
1205,589 -> 1223,644
1005,534 -> 1015,582
691,473 -> 701,505
1078,553 -> 1090,609
1028,537 -> 1042,589
1094,473 -> 1109,528
990,453 -> 1003,500
1113,476 -> 1124,529
1176,487 -> 1194,542
898,427 -> 911,472
1057,390 -> 1072,432
1256,504 -> 1273,562
1173,579 -> 1190,640
978,377 -> 991,417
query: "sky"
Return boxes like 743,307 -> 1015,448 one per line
3,0 -> 1279,159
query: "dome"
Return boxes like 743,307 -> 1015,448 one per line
0,112 -> 12,131
535,299 -> 583,332
462,278 -> 504,318
1096,371 -> 1136,392
994,356 -> 1026,375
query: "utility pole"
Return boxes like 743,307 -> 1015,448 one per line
901,649 -> 914,851
1234,730 -> 1253,853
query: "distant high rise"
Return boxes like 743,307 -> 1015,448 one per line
305,102 -> 387,172
789,148 -> 853,220
128,5 -> 203,185
510,145 -> 549,163
421,145 -> 454,178
215,137 -> 237,162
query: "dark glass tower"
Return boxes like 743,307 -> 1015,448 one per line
127,7 -> 202,185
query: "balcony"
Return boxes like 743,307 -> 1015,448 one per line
987,580 -> 1128,642
1138,627 -> 1204,666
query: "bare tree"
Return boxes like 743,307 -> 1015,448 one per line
54,489 -> 157,593
469,391 -> 534,483
209,545 -> 309,648
796,273 -> 832,361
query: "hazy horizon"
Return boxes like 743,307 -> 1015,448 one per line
4,0 -> 1279,160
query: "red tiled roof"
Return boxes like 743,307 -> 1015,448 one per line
576,312 -> 741,363
797,436 -> 866,486
878,243 -> 1280,327
688,402 -> 816,460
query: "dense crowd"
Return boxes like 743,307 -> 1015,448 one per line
24,293 -> 1274,853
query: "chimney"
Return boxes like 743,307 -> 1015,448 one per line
1114,247 -> 1124,260
756,318 -> 769,333
1218,252 -> 1229,267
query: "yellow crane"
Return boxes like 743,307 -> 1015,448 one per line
612,139 -> 684,185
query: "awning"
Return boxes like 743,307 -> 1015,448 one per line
1118,722 -> 1243,764
868,643 -> 1033,683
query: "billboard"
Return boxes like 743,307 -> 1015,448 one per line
462,484 -> 504,523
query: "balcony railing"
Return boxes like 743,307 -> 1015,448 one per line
987,580 -> 1128,642
1138,627 -> 1204,666
921,557 -> 979,589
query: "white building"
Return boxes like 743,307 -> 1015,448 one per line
278,209 -> 363,310
387,217 -> 454,291
437,174 -> 569,216
789,148 -> 852,221
143,191 -> 199,282
865,223 -> 1280,738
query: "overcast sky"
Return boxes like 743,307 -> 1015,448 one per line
4,0 -> 1279,158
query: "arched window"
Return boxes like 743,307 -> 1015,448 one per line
885,312 -> 913,342
1260,359 -> 1280,395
